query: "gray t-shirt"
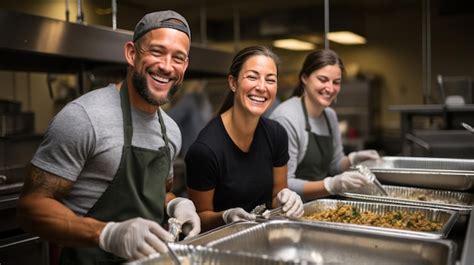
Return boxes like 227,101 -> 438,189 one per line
270,96 -> 345,195
31,84 -> 181,216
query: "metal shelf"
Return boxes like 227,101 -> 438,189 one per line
0,9 -> 233,78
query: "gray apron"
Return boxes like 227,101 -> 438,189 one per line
60,82 -> 171,264
295,96 -> 334,181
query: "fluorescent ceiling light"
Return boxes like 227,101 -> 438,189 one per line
327,31 -> 366,45
273,38 -> 316,51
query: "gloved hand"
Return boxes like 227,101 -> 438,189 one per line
277,188 -> 304,218
323,171 -> 371,195
348,149 -> 380,165
166,197 -> 201,239
222,208 -> 256,224
99,217 -> 173,260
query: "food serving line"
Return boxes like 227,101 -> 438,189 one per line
128,156 -> 474,265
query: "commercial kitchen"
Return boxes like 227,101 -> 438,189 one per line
0,0 -> 473,264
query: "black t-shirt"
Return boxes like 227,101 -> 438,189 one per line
185,116 -> 289,212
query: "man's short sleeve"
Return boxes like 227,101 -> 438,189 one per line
31,102 -> 95,181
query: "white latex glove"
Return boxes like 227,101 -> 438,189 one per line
99,217 -> 173,260
222,207 -> 256,224
277,188 -> 304,218
348,149 -> 380,166
166,197 -> 201,238
323,171 -> 371,195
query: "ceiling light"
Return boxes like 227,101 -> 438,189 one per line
272,39 -> 316,51
327,31 -> 366,45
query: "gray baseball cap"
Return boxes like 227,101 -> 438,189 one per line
133,10 -> 191,42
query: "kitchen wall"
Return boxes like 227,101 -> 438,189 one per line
0,0 -> 473,141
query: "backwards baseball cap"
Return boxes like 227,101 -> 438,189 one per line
133,10 -> 191,42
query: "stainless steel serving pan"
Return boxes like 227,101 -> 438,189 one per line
125,243 -> 299,265
342,184 -> 473,215
359,156 -> 474,190
180,221 -> 258,246
273,199 -> 458,239
208,220 -> 456,265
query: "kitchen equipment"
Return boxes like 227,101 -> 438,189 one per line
181,221 -> 258,246
342,184 -> 473,215
125,243 -> 299,265
0,194 -> 49,265
250,203 -> 266,215
355,164 -> 388,196
208,220 -> 456,265
0,112 -> 35,136
0,100 -> 21,114
272,199 -> 458,239
250,203 -> 273,220
167,218 -> 182,242
359,156 -> 474,191
164,242 -> 181,265
462,122 -> 474,133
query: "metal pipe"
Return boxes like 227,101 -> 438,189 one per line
26,72 -> 31,111
47,73 -> 55,99
405,133 -> 431,151
426,0 -> 431,104
421,0 -> 431,104
324,0 -> 330,49
65,0 -> 70,22
112,0 -> 117,30
11,72 -> 16,100
77,0 -> 84,24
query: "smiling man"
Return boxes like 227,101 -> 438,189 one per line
17,10 -> 200,264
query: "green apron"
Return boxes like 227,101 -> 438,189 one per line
295,96 -> 334,181
60,82 -> 171,265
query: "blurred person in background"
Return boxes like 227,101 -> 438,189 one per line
167,80 -> 213,197
168,79 -> 213,158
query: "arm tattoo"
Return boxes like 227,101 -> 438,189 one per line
22,165 -> 73,200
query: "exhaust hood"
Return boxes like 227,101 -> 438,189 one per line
0,9 -> 232,78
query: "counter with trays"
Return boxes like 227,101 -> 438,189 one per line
145,156 -> 474,265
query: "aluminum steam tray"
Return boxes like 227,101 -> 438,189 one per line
180,221 -> 258,246
208,220 -> 456,265
358,156 -> 474,191
342,184 -> 474,215
277,199 -> 458,239
125,243 -> 299,265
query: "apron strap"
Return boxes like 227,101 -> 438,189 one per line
300,95 -> 334,158
300,96 -> 333,136
120,81 -> 170,151
120,82 -> 133,147
157,108 -> 170,149
301,96 -> 311,132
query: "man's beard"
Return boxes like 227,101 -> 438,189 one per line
132,71 -> 179,106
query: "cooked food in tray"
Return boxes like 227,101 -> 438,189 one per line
402,191 -> 468,205
342,184 -> 473,214
303,203 -> 443,232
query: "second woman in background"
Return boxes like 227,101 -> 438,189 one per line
185,46 -> 304,231
270,49 -> 379,202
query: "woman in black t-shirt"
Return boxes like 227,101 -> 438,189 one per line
185,46 -> 304,231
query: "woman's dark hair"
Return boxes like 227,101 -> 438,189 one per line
217,46 -> 280,115
292,49 -> 345,97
